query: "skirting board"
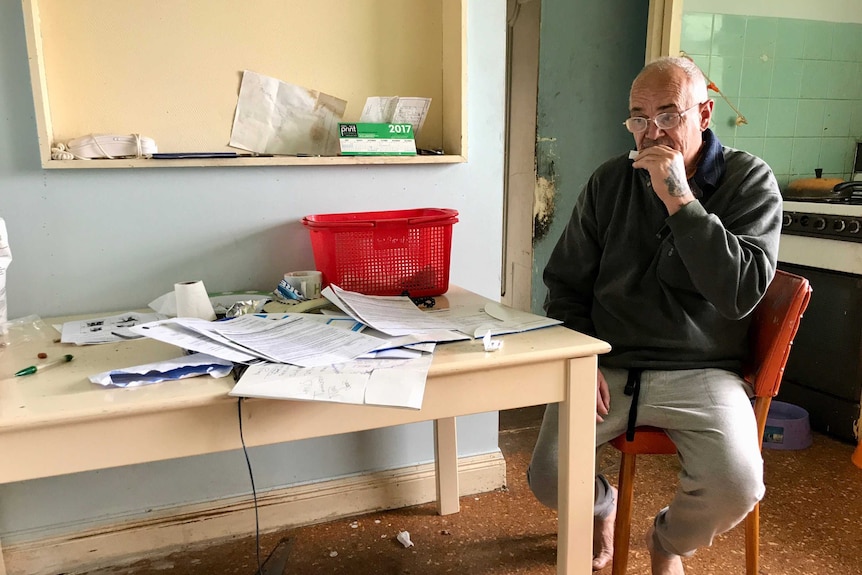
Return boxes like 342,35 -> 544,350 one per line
4,452 -> 506,575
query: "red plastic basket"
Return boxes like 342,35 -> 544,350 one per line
302,208 -> 458,297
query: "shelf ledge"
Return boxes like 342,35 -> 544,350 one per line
40,155 -> 467,169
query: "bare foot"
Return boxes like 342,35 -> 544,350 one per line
645,525 -> 684,575
592,485 -> 616,571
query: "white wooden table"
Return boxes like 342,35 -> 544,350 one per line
0,287 -> 610,574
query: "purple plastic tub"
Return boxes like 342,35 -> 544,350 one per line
762,401 -> 813,450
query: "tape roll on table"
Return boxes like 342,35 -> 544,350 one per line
283,270 -> 322,300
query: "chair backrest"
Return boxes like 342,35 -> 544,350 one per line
742,269 -> 812,443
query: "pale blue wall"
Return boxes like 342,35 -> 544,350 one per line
0,1 -> 505,544
530,0 -> 649,313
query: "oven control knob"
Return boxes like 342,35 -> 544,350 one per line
849,220 -> 861,234
782,213 -> 793,227
813,217 -> 827,231
799,215 -> 810,227
834,219 -> 846,232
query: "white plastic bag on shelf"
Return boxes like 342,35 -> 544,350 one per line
0,217 -> 11,332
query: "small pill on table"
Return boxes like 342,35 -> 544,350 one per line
37,352 -> 48,359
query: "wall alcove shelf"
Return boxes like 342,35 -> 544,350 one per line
22,0 -> 466,169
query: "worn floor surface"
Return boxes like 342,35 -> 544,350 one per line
80,406 -> 861,575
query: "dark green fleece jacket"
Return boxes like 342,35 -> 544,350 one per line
543,130 -> 782,373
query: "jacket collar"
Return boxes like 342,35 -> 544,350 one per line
691,129 -> 725,201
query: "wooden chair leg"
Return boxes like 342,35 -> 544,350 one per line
612,452 -> 637,575
745,501 -> 760,575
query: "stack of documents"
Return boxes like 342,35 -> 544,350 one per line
128,314 -> 390,368
125,285 -> 562,409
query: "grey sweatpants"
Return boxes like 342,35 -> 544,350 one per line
527,367 -> 765,557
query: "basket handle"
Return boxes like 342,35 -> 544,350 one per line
406,214 -> 458,225
302,218 -> 375,229
302,210 -> 457,229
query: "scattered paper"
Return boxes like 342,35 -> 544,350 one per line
396,530 -> 414,548
323,285 -> 459,337
130,319 -> 261,364
482,330 -> 502,352
427,302 -> 562,338
61,312 -> 165,345
206,315 -> 384,367
229,70 -> 347,156
229,354 -> 433,410
89,353 -> 234,387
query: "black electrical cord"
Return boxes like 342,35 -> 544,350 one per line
237,397 -> 263,575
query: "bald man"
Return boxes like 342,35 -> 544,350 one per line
528,57 -> 782,574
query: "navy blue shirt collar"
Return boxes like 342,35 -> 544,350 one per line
691,128 -> 725,200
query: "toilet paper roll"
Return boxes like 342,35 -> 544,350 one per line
174,280 -> 216,320
283,270 -> 322,300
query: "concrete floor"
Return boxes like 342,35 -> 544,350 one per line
81,405 -> 862,575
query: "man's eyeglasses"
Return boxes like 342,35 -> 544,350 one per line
623,102 -> 703,133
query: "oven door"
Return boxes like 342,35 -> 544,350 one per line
776,262 -> 862,442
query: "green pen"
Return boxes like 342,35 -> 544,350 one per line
15,354 -> 74,377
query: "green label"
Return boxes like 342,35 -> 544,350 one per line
339,123 -> 413,139
339,123 -> 416,155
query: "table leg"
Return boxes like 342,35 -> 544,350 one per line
557,357 -> 598,574
0,535 -> 7,575
433,416 -> 460,515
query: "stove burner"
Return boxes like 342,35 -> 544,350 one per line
782,210 -> 862,242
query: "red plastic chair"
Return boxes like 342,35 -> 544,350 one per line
609,269 -> 812,575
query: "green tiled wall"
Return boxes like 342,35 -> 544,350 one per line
681,13 -> 862,190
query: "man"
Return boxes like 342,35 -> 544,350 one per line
527,57 -> 782,574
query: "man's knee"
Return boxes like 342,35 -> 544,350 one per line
526,462 -> 558,510
702,455 -> 765,518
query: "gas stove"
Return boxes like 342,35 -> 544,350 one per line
780,200 -> 862,275
778,199 -> 862,444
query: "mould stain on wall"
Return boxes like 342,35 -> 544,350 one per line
534,136 -> 558,243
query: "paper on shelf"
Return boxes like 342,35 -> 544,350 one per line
360,97 -> 431,136
229,70 -> 347,156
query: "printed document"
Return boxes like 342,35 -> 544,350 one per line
131,315 -> 386,367
323,285 -> 460,337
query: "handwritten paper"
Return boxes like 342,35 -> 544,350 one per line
360,97 -> 431,136
229,354 -> 433,409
